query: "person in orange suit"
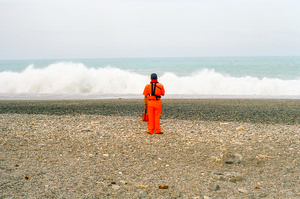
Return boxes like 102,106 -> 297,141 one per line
143,73 -> 165,134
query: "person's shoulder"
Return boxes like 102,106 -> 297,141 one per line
156,83 -> 164,90
144,84 -> 151,89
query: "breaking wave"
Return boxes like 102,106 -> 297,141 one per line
0,62 -> 299,96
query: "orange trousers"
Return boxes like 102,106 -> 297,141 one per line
147,100 -> 162,134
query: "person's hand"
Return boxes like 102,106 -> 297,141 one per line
144,104 -> 147,109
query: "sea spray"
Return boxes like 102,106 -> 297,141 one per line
0,62 -> 300,96
0,62 -> 147,94
161,69 -> 300,95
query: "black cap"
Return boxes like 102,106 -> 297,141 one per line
151,73 -> 157,79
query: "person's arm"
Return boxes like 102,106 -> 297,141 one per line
144,95 -> 148,109
161,85 -> 165,96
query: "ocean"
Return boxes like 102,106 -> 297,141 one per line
0,57 -> 299,100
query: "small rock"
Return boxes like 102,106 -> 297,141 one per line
238,188 -> 248,194
139,190 -> 144,195
225,161 -> 234,164
203,196 -> 210,199
81,128 -> 92,132
234,153 -> 243,163
158,185 -> 168,189
229,178 -> 236,182
235,175 -> 243,181
236,127 -> 244,130
258,193 -> 267,197
287,191 -> 294,195
112,185 -> 120,190
224,172 -> 233,177
136,185 -> 150,188
120,180 -> 127,184
210,184 -> 220,191
234,153 -> 242,158
220,122 -> 229,126
213,175 -> 225,181
219,176 -> 225,181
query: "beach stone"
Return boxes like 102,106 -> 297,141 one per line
234,153 -> 243,163
112,185 -> 120,190
210,156 -> 217,161
224,172 -> 233,177
158,185 -> 168,189
236,127 -> 244,130
220,122 -> 229,126
210,184 -> 220,191
81,128 -> 92,132
287,191 -> 294,195
213,175 -> 225,181
235,175 -> 243,181
229,178 -> 236,182
139,190 -> 144,195
203,196 -> 210,199
222,151 -> 243,164
219,176 -> 225,181
258,193 -> 267,197
238,188 -> 248,194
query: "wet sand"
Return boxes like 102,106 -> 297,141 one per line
1,99 -> 300,198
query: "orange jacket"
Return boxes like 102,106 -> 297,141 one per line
143,83 -> 165,100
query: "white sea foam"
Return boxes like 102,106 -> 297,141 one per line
0,62 -> 299,97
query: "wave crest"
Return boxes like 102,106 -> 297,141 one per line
0,62 -> 299,96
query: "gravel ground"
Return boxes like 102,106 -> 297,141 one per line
1,99 -> 300,198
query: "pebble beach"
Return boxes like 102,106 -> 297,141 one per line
1,99 -> 300,198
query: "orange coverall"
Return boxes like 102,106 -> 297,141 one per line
143,82 -> 165,134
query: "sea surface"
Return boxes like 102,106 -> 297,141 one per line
0,57 -> 299,100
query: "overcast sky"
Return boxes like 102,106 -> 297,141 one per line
0,0 -> 299,59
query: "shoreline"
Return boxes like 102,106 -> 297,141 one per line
1,93 -> 300,101
1,99 -> 299,124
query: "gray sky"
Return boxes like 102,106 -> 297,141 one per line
0,0 -> 299,59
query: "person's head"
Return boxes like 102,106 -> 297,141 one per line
151,73 -> 157,80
